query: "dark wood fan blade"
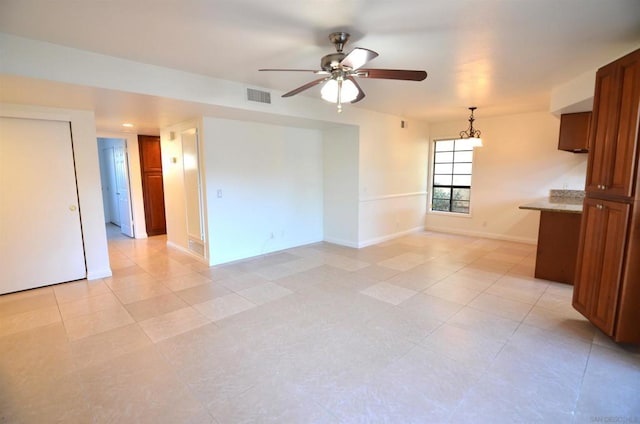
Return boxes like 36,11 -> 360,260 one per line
282,77 -> 329,97
340,47 -> 379,71
357,69 -> 427,81
259,69 -> 329,74
346,76 -> 365,103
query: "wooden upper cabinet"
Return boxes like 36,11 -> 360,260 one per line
585,49 -> 640,199
558,112 -> 591,152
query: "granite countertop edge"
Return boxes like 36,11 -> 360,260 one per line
519,190 -> 585,214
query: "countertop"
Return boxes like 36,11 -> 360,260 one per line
519,190 -> 585,214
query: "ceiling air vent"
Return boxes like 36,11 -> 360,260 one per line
246,88 -> 271,104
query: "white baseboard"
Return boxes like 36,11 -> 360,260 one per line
424,225 -> 537,245
166,241 -> 209,264
357,226 -> 425,248
323,236 -> 360,248
87,268 -> 113,280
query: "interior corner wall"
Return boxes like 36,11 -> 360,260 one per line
160,119 -> 202,257
322,126 -> 360,247
0,103 -> 112,279
202,117 -> 324,265
357,114 -> 430,247
426,110 -> 588,244
96,132 -> 147,239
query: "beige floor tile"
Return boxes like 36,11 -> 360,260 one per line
53,280 -> 111,303
0,285 -> 54,305
194,293 -> 257,321
63,304 -> 134,341
0,290 -> 58,318
124,291 -> 189,321
78,346 -> 209,423
159,272 -> 213,291
424,281 -> 482,305
377,252 -> 427,271
5,230 -> 640,422
69,323 -> 152,370
138,306 -> 210,342
360,282 -> 417,305
111,280 -> 172,304
468,292 -> 534,321
58,291 -> 122,320
175,281 -> 234,305
237,282 -> 293,305
0,305 -> 61,337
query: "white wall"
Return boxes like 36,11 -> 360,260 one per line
202,117 -> 324,265
357,115 -> 430,246
0,103 -> 112,279
427,111 -> 587,244
160,120 -> 202,259
97,132 -> 147,238
323,126 -> 360,247
1,33 -> 434,253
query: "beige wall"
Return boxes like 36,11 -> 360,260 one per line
427,111 -> 588,244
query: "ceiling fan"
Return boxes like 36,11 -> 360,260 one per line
259,32 -> 428,112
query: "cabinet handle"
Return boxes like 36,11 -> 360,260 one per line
596,204 -> 604,210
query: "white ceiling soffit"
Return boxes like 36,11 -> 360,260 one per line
1,0 -> 639,127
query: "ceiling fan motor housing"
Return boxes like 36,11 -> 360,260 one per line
321,53 -> 347,71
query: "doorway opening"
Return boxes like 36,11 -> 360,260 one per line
97,137 -> 135,240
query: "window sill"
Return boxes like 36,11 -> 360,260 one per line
428,209 -> 472,218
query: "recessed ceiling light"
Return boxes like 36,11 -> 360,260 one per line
122,123 -> 134,128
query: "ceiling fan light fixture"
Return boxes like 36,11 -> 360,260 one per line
320,78 -> 359,103
459,107 -> 483,147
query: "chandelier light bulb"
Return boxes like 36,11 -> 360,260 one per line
321,78 -> 359,103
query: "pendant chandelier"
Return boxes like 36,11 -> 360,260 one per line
459,107 -> 483,147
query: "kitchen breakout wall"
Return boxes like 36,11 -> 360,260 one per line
357,115 -> 430,246
426,110 -> 587,244
323,125 -> 360,247
202,117 -> 324,265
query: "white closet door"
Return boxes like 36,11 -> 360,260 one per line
114,145 -> 134,237
0,117 -> 86,294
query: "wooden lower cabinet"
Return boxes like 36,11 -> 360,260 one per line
572,197 -> 640,342
534,211 -> 581,284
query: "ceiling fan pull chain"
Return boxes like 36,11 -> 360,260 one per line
337,78 -> 343,113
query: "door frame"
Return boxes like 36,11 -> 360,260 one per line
97,131 -> 147,239
1,103 -> 112,281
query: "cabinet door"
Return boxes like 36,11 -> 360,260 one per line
586,49 -> 640,198
586,61 -> 621,195
610,52 -> 640,198
573,198 -> 630,335
558,112 -> 591,152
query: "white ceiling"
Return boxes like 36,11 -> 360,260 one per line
1,0 -> 640,131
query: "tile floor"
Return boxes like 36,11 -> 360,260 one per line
1,229 -> 639,423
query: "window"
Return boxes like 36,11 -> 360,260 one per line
431,139 -> 474,214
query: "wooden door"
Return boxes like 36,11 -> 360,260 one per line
0,117 -> 86,294
138,135 -> 166,236
573,198 -> 630,335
